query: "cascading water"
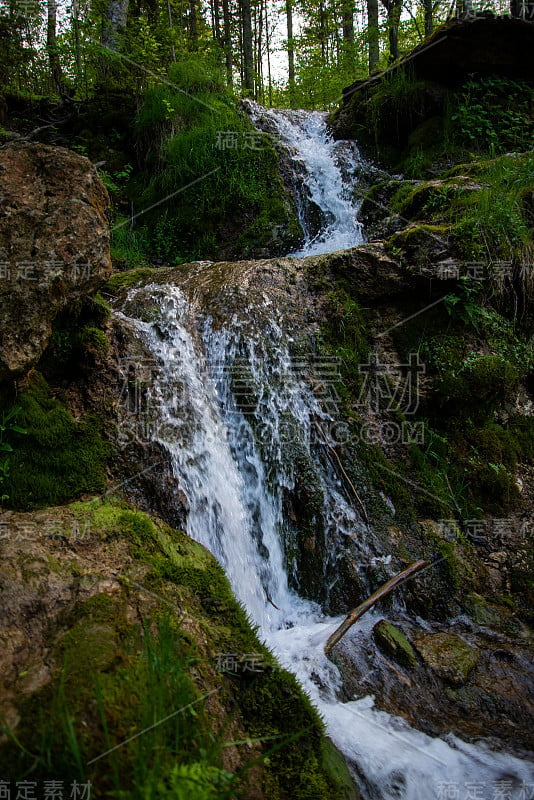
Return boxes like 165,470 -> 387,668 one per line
117,281 -> 534,800
246,102 -> 366,256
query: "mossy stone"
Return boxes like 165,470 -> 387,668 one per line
414,632 -> 479,686
373,619 -> 416,669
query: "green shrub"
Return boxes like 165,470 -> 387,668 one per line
450,75 -> 534,154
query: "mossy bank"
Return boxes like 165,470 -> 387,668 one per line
0,498 -> 358,799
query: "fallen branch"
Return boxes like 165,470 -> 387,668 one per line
17,117 -> 72,142
324,559 -> 429,655
313,419 -> 370,524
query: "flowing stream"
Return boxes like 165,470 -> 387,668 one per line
246,102 -> 366,256
116,109 -> 534,798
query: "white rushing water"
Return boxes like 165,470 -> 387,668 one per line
247,104 -> 365,256
119,283 -> 534,800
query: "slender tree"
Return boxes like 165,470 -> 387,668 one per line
381,0 -> 402,62
189,0 -> 198,49
46,0 -> 63,94
286,0 -> 295,106
240,0 -> 254,95
222,0 -> 233,84
264,0 -> 272,103
423,0 -> 433,34
342,0 -> 355,51
367,0 -> 379,73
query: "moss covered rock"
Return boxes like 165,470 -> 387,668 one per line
373,619 -> 416,669
414,632 -> 479,686
0,498 -> 358,800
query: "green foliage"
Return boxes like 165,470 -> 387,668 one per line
367,67 -> 428,138
2,373 -> 109,509
110,224 -> 153,270
319,289 -> 370,400
2,613 -> 235,799
450,75 -> 534,154
448,152 -> 534,268
128,59 -> 298,262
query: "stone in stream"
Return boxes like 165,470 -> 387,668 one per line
373,619 -> 417,669
414,631 -> 480,686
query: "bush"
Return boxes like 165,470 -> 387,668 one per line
450,75 -> 534,154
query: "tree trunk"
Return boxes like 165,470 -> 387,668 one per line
264,0 -> 272,105
367,0 -> 379,73
319,0 -> 327,64
342,2 -> 355,66
324,560 -> 429,655
255,0 -> 263,101
190,0 -> 198,50
101,0 -> 129,51
46,0 -> 63,95
286,0 -> 295,107
166,0 -> 176,61
240,0 -> 254,96
423,0 -> 433,35
388,0 -> 401,62
382,0 -> 401,63
71,0 -> 82,81
222,0 -> 233,85
212,0 -> 221,40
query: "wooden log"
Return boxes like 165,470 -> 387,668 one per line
324,559 -> 429,655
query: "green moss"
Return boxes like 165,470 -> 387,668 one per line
130,75 -> 301,262
435,354 -> 519,424
103,267 -> 156,294
2,373 -> 109,509
462,592 -> 517,632
386,223 -> 450,265
510,416 -> 534,464
321,739 -> 360,800
319,289 -> 370,399
238,669 -> 336,800
373,620 -> 416,668
392,178 -> 472,221
79,325 -> 109,353
283,437 -> 326,600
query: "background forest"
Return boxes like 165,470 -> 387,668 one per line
0,0 -> 526,109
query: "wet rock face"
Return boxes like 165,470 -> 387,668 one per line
334,615 -> 534,756
0,142 -> 111,381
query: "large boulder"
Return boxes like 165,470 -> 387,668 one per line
0,142 -> 111,381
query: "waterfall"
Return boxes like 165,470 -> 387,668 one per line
245,102 -> 366,256
117,281 -> 534,800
